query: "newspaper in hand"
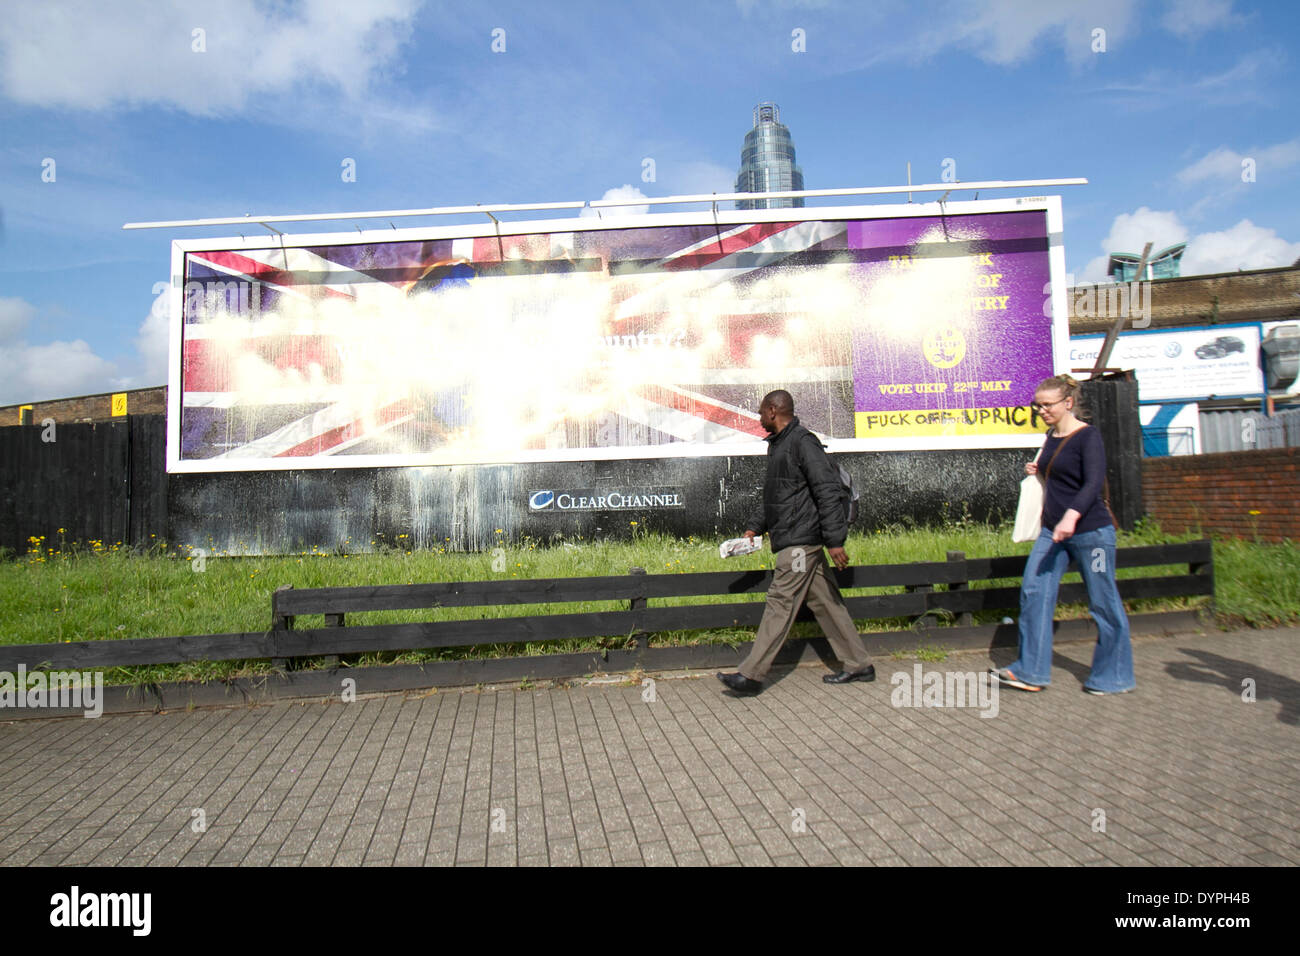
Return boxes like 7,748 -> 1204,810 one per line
719,536 -> 763,559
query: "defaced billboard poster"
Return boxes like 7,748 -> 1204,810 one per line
166,197 -> 1069,473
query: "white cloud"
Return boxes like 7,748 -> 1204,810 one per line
0,296 -> 35,342
130,291 -> 172,388
1181,219 -> 1300,276
1090,49 -> 1283,110
12,341 -> 121,401
581,185 -> 650,218
0,338 -> 121,406
1161,0 -> 1242,38
1177,139 -> 1300,184
0,0 -> 424,118
1079,206 -> 1188,281
1079,207 -> 1300,281
911,0 -> 1137,67
577,165 -> 738,218
0,294 -> 168,404
736,0 -> 837,13
1246,139 -> 1300,173
1172,139 -> 1300,219
1176,146 -> 1248,185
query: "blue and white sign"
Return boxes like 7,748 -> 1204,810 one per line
1069,323 -> 1264,402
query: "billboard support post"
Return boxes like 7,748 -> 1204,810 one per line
1092,241 -> 1152,376
123,179 -> 1086,231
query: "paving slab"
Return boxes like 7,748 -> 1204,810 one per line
0,627 -> 1296,866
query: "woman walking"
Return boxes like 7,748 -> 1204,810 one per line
992,374 -> 1136,695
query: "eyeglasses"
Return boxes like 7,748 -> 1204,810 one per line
1032,398 -> 1069,412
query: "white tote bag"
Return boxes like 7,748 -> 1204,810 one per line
1012,430 -> 1079,542
1012,474 -> 1045,543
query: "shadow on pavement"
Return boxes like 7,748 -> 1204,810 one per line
1166,647 -> 1299,725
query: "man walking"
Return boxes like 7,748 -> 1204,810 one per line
717,390 -> 875,695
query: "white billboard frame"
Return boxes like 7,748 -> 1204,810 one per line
166,195 -> 1071,473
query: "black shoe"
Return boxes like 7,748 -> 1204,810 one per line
716,672 -> 762,695
823,665 -> 876,684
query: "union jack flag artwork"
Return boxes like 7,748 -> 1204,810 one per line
171,203 -> 1058,472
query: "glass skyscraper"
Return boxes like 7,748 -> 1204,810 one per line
735,102 -> 804,210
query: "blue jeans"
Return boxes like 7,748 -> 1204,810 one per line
1007,526 -> 1135,692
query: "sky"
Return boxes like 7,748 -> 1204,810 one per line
1,0 -> 1297,405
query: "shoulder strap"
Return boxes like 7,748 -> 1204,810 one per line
1048,426 -> 1121,526
1102,475 -> 1118,527
1043,427 -> 1079,480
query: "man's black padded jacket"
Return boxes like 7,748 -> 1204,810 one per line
744,416 -> 848,552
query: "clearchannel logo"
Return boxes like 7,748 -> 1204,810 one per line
528,488 -> 685,512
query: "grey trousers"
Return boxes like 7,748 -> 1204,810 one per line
739,545 -> 871,682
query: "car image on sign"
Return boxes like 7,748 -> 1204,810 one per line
1194,335 -> 1246,360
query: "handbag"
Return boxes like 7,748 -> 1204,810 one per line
1011,430 -> 1078,542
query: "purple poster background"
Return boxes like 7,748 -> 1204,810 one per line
849,211 -> 1053,419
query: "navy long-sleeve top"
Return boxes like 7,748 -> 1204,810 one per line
1036,424 -> 1112,532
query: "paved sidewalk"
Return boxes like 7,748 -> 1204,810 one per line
1,626 -> 1296,866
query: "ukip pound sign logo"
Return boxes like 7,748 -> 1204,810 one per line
922,326 -> 966,369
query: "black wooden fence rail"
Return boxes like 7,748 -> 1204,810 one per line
0,540 -> 1213,677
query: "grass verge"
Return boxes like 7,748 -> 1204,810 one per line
2,522 -> 1292,688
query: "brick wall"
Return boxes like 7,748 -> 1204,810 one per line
1068,264 -> 1300,334
1142,447 -> 1299,542
0,386 -> 166,426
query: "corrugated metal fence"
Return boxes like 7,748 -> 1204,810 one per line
1201,407 -> 1300,453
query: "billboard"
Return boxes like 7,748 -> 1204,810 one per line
167,197 -> 1069,472
1069,323 -> 1265,402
